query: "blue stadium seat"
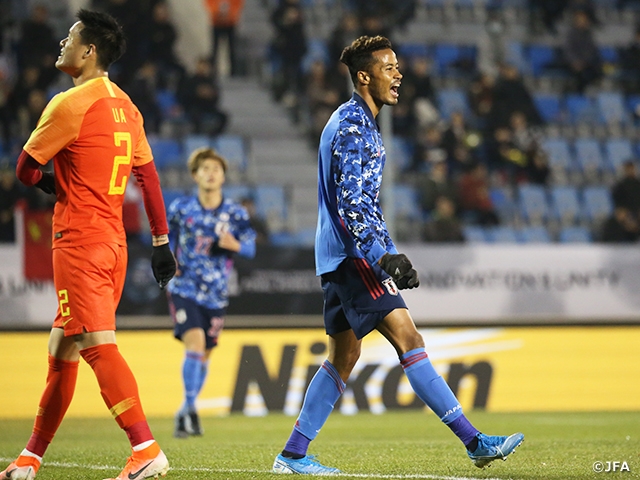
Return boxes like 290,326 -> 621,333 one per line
574,138 -> 604,175
437,88 -> 469,119
392,137 -> 415,172
397,43 -> 430,59
392,185 -> 422,220
269,231 -> 298,246
507,41 -> 530,74
518,184 -> 549,224
582,186 -> 613,223
558,226 -> 592,243
489,187 -> 516,223
224,184 -> 252,202
183,134 -> 212,157
254,184 -> 287,224
596,92 -> 628,124
549,185 -> 582,225
599,46 -> 619,65
162,188 -> 185,212
462,226 -> 487,243
541,138 -> 574,172
626,95 -> 640,123
527,44 -> 555,77
565,94 -> 597,124
155,89 -> 180,118
302,38 -> 329,72
519,226 -> 551,243
212,134 -> 248,172
295,227 -> 317,247
434,44 -> 461,75
487,226 -> 519,243
148,137 -> 183,169
533,93 -> 562,124
604,138 -> 634,173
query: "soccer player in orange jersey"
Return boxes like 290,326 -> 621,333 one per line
1,10 -> 176,480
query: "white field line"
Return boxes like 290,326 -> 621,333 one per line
0,457 -> 514,480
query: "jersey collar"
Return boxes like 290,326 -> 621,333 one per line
352,92 -> 380,132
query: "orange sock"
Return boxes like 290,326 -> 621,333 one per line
80,344 -> 154,447
26,355 -> 79,458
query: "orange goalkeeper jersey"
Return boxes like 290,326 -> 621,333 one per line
24,76 -> 153,248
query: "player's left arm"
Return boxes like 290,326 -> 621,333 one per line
216,206 -> 256,258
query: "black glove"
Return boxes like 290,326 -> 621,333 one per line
151,243 -> 176,289
209,240 -> 234,257
35,172 -> 56,195
379,253 -> 413,280
396,268 -> 420,290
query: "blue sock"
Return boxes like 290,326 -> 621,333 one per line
400,348 -> 478,445
195,360 -> 209,396
283,360 -> 345,456
181,351 -> 203,413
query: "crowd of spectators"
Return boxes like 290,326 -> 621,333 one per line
265,0 -> 640,244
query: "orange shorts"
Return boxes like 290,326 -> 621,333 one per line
52,243 -> 127,336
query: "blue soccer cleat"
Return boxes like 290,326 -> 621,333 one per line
272,454 -> 340,475
467,432 -> 524,468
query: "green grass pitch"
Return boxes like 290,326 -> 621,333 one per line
1,411 -> 638,479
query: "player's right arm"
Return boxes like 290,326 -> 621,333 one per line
333,118 -> 388,267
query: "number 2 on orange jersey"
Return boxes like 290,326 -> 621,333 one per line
108,131 -> 131,195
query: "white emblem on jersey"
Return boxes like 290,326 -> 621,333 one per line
382,278 -> 398,296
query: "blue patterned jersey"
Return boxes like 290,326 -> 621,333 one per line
166,195 -> 256,308
315,92 -> 398,275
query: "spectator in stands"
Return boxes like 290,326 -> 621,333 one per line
527,0 -> 569,34
205,0 -> 245,77
490,63 -> 543,131
619,25 -> 640,93
458,162 -> 500,226
328,13 -> 360,67
18,4 -> 58,76
415,158 -> 458,214
612,160 -> 640,220
526,149 -> 551,185
241,197 -> 270,244
600,206 -> 639,242
305,59 -> 345,145
468,72 -> 495,129
441,111 -> 481,174
423,195 -> 465,243
562,8 -> 602,93
486,126 -> 527,183
412,124 -> 447,173
270,0 -> 307,108
128,61 -> 163,134
403,56 -> 438,130
94,0 -> 149,86
0,164 -> 21,243
477,10 -> 509,79
147,1 -> 185,89
177,57 -> 228,136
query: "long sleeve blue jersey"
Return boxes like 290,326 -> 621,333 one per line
167,195 -> 256,308
315,92 -> 398,275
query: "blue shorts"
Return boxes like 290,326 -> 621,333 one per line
168,293 -> 225,350
321,257 -> 407,340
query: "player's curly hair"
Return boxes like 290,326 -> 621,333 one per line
77,9 -> 126,70
187,147 -> 228,175
340,35 -> 393,85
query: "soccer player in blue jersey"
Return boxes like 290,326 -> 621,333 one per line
272,35 -> 524,475
166,147 -> 256,438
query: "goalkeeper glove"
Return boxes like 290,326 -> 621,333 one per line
379,253 -> 413,280
151,243 -> 176,289
35,172 -> 56,195
396,269 -> 420,290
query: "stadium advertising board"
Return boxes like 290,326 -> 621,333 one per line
3,242 -> 640,326
2,327 -> 639,418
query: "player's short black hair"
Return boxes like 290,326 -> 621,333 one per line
76,9 -> 126,70
340,35 -> 393,85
